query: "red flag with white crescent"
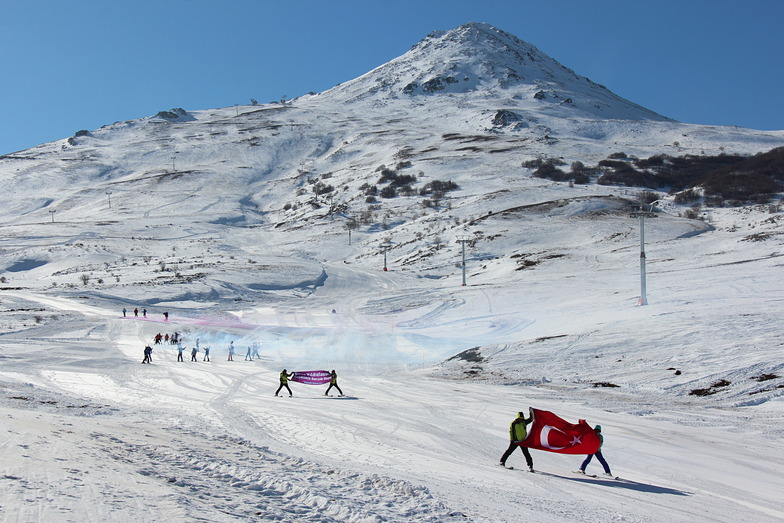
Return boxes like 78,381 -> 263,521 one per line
518,408 -> 601,455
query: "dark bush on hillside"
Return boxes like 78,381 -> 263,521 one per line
638,190 -> 662,204
380,186 -> 397,198
523,157 -> 565,169
156,108 -> 187,120
597,166 -> 661,188
312,182 -> 334,195
703,172 -> 778,202
598,159 -> 630,169
572,172 -> 591,184
359,183 -> 378,196
673,188 -> 702,204
534,162 -> 570,182
378,171 -> 417,188
419,179 -> 459,197
607,152 -> 628,159
591,147 -> 784,204
377,168 -> 397,183
634,154 -> 667,169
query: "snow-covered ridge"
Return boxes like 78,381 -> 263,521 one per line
318,22 -> 671,121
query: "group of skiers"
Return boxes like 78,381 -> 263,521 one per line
145,338 -> 261,363
122,307 -> 169,321
154,332 -> 182,344
141,341 -> 345,397
275,369 -> 343,397
122,307 -> 147,318
500,411 -> 612,476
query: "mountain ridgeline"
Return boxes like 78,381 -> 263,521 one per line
0,22 -> 782,291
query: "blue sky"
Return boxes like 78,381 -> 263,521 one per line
1,0 -> 782,155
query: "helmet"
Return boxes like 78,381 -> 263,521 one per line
518,412 -> 525,418
595,425 -> 602,432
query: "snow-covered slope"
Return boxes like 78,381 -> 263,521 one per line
0,22 -> 783,522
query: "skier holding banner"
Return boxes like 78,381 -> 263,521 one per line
324,370 -> 344,397
275,369 -> 294,397
499,410 -> 535,472
576,425 -> 613,477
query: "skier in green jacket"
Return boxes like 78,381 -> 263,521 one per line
275,369 -> 294,397
324,370 -> 344,397
499,410 -> 535,472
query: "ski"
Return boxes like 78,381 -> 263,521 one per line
574,471 -> 620,479
499,464 -> 535,473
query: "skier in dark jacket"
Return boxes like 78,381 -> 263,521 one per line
275,369 -> 294,397
142,345 -> 153,364
577,425 -> 613,476
324,370 -> 344,397
499,410 -> 535,472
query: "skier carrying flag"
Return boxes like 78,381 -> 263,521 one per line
499,410 -> 535,472
577,425 -> 613,477
275,369 -> 294,397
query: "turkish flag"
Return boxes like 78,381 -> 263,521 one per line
518,408 -> 601,455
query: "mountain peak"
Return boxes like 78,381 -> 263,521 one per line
318,22 -> 670,122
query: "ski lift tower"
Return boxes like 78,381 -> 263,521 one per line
629,203 -> 658,305
380,242 -> 393,271
345,213 -> 359,245
456,235 -> 471,286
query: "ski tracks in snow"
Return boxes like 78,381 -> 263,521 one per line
87,422 -> 460,522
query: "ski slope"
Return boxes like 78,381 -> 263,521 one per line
1,22 -> 783,523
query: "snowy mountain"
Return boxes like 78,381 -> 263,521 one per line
1,22 -> 784,522
320,22 -> 670,122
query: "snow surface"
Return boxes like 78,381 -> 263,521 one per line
1,22 -> 784,523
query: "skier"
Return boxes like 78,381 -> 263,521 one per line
142,345 -> 153,364
177,343 -> 185,362
245,345 -> 253,361
134,308 -> 139,317
251,342 -> 260,359
191,346 -> 198,362
122,308 -> 127,317
324,370 -> 344,397
203,346 -> 211,362
163,311 -> 169,321
499,411 -> 535,472
275,369 -> 294,397
142,308 -> 147,318
577,425 -> 613,477
227,341 -> 235,361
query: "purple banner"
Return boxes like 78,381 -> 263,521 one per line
291,370 -> 332,385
